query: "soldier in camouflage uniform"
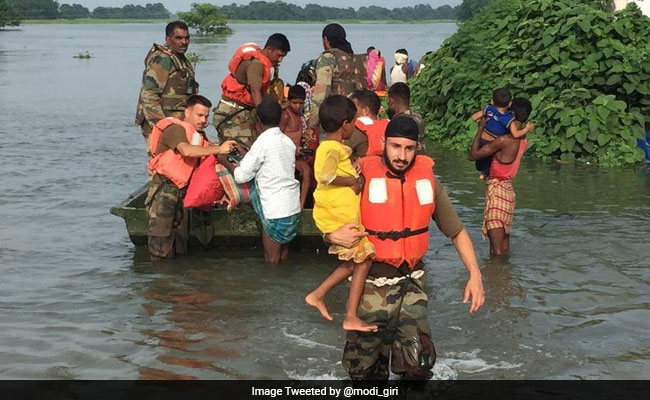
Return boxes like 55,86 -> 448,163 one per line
136,21 -> 198,144
145,95 -> 236,259
324,117 -> 485,380
214,34 -> 291,149
307,24 -> 367,134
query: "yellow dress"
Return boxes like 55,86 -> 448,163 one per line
313,140 -> 374,263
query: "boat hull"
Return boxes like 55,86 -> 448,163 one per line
110,184 -> 327,250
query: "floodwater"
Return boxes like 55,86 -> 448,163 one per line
1,22 -> 649,380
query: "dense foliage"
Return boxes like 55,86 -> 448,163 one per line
5,1 -> 170,20
0,0 -> 21,27
59,4 -> 90,19
411,0 -> 650,166
8,0 -> 59,19
456,0 -> 493,21
91,3 -> 170,19
178,3 -> 232,35
219,1 -> 458,21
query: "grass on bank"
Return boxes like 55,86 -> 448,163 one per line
22,18 -> 456,25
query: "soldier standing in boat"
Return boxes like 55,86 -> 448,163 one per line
308,24 -> 367,142
213,34 -> 291,149
145,95 -> 236,260
135,21 -> 198,149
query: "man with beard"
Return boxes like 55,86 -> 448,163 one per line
324,116 -> 485,380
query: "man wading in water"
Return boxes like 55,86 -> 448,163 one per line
325,116 -> 485,380
469,98 -> 531,256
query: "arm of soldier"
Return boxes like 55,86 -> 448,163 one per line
140,54 -> 172,125
307,53 -> 335,129
248,61 -> 265,107
432,178 -> 484,313
176,140 -> 236,158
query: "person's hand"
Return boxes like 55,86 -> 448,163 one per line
353,158 -> 363,174
303,129 -> 316,145
326,223 -> 367,248
216,140 -> 237,155
351,179 -> 362,195
526,122 -> 535,132
463,273 -> 485,313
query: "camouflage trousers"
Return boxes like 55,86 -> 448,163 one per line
144,176 -> 189,259
213,99 -> 257,148
342,276 -> 436,380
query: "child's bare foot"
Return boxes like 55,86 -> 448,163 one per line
343,316 -> 378,332
305,292 -> 333,321
479,174 -> 486,180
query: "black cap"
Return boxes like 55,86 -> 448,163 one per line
385,116 -> 419,142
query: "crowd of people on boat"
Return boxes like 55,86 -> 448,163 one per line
134,20 -> 535,380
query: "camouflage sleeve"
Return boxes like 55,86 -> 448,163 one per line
140,53 -> 173,125
307,52 -> 336,129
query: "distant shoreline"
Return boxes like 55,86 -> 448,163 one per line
21,18 -> 457,26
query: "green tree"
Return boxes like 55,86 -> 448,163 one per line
8,0 -> 59,19
0,0 -> 21,27
59,3 -> 90,19
457,0 -> 493,21
178,3 -> 232,35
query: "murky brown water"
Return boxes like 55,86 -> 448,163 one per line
1,22 -> 649,380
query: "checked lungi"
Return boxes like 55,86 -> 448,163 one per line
482,178 -> 516,236
250,181 -> 301,244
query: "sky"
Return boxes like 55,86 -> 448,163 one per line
73,1 -> 462,13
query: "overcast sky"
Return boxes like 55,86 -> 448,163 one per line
74,1 -> 462,13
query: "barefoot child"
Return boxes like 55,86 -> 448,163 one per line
306,95 -> 377,332
280,85 -> 312,208
471,87 -> 534,179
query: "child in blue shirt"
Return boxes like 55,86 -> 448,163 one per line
471,87 -> 534,179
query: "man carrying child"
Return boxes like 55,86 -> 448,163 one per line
322,116 -> 485,379
471,87 -> 534,179
470,97 -> 532,256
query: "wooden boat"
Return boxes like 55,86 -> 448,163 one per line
110,184 -> 326,249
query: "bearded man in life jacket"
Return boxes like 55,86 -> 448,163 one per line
213,33 -> 291,149
323,116 -> 485,380
145,95 -> 236,260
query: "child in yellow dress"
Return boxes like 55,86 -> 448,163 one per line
305,95 -> 377,332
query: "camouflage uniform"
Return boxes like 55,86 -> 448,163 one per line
308,48 -> 367,131
135,44 -> 198,139
342,270 -> 436,380
213,68 -> 283,149
213,99 -> 258,149
144,175 -> 189,259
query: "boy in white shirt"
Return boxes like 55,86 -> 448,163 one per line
232,97 -> 302,264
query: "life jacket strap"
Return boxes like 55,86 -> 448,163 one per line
366,226 -> 429,241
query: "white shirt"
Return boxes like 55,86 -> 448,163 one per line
233,127 -> 301,219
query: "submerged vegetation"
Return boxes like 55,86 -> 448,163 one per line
72,51 -> 93,59
412,0 -> 650,166
185,51 -> 206,69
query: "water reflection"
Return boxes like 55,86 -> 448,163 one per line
481,256 -> 525,311
131,248 -> 250,379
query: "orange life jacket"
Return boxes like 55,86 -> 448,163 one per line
148,118 -> 208,189
360,155 -> 435,269
355,117 -> 389,157
221,43 -> 273,107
